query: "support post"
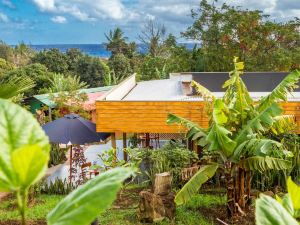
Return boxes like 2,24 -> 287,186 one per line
69,145 -> 73,182
49,107 -> 52,121
111,133 -> 117,166
123,133 -> 128,161
145,133 -> 150,147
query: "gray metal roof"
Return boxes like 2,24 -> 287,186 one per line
191,72 -> 294,92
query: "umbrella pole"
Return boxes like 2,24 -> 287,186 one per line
69,145 -> 73,183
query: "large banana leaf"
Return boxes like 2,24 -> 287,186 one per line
235,103 -> 282,144
231,139 -> 282,162
47,167 -> 134,225
257,70 -> 300,112
287,177 -> 300,210
175,164 -> 218,205
206,124 -> 236,157
239,156 -> 292,172
270,115 -> 297,135
167,114 -> 208,146
256,194 -> 298,225
191,80 -> 215,101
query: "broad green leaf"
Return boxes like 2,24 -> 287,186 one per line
257,70 -> 300,112
235,103 -> 282,144
212,99 -> 228,125
191,80 -> 215,101
281,194 -> 294,216
239,156 -> 292,172
12,145 -> 49,189
206,124 -> 236,157
287,177 -> 300,210
0,99 -> 49,192
47,167 -> 135,225
256,194 -> 298,225
175,164 -> 218,205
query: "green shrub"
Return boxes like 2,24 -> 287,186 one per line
41,178 -> 75,195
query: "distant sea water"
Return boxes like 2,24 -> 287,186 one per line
29,44 -> 112,58
29,43 -> 197,58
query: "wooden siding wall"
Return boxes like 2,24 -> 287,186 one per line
96,101 -> 300,133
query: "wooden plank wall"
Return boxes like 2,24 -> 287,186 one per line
96,101 -> 208,133
96,101 -> 300,133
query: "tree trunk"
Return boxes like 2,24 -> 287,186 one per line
225,163 -> 250,217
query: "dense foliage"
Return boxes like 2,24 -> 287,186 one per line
168,58 -> 300,217
0,0 -> 299,103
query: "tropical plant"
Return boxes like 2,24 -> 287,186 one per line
0,99 -> 50,225
48,144 -> 67,167
0,99 -> 135,225
41,178 -> 76,195
47,73 -> 88,93
167,58 -> 300,217
255,177 -> 300,225
0,75 -> 35,100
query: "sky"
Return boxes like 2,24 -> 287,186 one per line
0,0 -> 299,45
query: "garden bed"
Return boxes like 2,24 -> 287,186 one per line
0,186 -> 255,225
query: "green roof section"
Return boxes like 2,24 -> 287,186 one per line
27,86 -> 113,113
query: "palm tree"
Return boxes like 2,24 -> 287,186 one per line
167,58 -> 300,217
0,76 -> 35,100
47,74 -> 88,93
105,28 -> 128,56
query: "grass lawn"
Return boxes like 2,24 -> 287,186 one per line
0,188 -> 227,225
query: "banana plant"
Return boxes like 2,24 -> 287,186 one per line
0,99 -> 134,225
167,58 -> 300,217
256,177 -> 300,225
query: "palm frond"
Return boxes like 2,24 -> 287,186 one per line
0,76 -> 35,99
235,103 -> 282,144
175,164 -> 218,205
257,70 -> 300,112
270,115 -> 297,135
239,156 -> 292,172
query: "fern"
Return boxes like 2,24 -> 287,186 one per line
257,70 -> 300,112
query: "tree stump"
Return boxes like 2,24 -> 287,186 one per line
138,172 -> 175,222
153,172 -> 172,195
138,190 -> 175,222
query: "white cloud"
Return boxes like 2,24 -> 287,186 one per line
51,16 -> 67,24
1,0 -> 15,9
31,0 -> 127,21
0,12 -> 9,23
32,0 -> 56,11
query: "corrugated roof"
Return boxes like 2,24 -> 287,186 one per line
123,79 -> 184,101
33,86 -> 113,108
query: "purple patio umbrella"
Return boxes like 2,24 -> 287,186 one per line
42,113 -> 110,181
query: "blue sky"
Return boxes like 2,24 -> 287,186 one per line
0,0 -> 299,44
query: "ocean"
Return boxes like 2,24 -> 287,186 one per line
29,44 -> 111,58
29,43 -> 196,58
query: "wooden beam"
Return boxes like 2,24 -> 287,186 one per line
123,133 -> 128,161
